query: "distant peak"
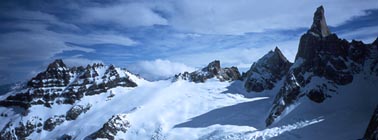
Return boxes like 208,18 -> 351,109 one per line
309,5 -> 331,37
52,59 -> 64,65
205,60 -> 221,72
373,37 -> 378,46
273,47 -> 288,62
274,46 -> 282,54
47,59 -> 67,70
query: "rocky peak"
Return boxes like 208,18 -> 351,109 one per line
47,59 -> 67,71
203,60 -> 221,75
27,59 -> 70,88
309,5 -> 331,37
274,47 -> 288,62
244,47 -> 292,92
373,37 -> 378,46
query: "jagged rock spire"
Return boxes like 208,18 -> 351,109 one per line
309,6 -> 331,37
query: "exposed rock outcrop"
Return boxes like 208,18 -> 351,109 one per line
66,104 -> 91,120
86,114 -> 130,140
43,115 -> 65,131
174,60 -> 241,82
243,47 -> 292,92
0,116 -> 43,140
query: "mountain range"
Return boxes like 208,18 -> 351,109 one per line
0,6 -> 377,140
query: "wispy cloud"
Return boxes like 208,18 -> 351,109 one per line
80,2 -> 168,27
154,0 -> 378,35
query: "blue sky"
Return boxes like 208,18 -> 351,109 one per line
0,0 -> 377,83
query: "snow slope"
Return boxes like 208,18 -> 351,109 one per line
0,75 -> 331,140
1,69 -> 376,140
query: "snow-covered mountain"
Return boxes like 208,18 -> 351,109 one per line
0,6 -> 377,140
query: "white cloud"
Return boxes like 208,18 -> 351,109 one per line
338,25 -> 378,43
0,9 -> 137,84
81,2 -> 168,27
0,9 -> 137,67
166,32 -> 301,70
163,0 -> 378,35
75,0 -> 377,35
2,9 -> 80,31
129,59 -> 195,81
60,33 -> 138,46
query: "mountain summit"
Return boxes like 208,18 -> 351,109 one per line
243,47 -> 292,92
309,6 -> 331,37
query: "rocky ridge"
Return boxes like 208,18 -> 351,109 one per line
0,59 -> 138,109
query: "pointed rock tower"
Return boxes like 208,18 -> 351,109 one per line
309,6 -> 331,37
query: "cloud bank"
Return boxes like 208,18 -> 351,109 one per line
129,59 -> 195,81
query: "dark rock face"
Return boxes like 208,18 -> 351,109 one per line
265,73 -> 302,126
0,117 -> 43,140
265,6 -> 378,126
87,114 -> 130,140
363,105 -> 378,140
244,47 -> 292,92
174,60 -> 241,83
0,59 -> 138,109
66,104 -> 91,120
43,115 -> 66,131
58,134 -> 72,140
